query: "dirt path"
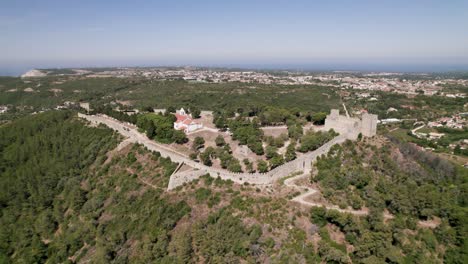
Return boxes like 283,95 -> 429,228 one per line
342,103 -> 350,118
284,170 -> 422,224
186,126 -> 219,135
284,172 -> 368,216
411,124 -> 425,134
137,176 -> 159,189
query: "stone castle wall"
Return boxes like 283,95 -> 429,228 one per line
79,113 -> 347,191
167,135 -> 347,190
167,169 -> 208,190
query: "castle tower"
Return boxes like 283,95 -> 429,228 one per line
361,113 -> 378,137
324,109 -> 339,132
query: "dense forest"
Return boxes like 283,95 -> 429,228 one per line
0,112 -> 263,262
0,108 -> 466,262
314,137 -> 468,262
345,90 -> 466,121
0,111 -> 119,262
136,113 -> 187,144
0,77 -> 342,119
2,75 -> 465,123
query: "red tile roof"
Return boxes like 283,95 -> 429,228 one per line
175,113 -> 188,122
175,113 -> 196,127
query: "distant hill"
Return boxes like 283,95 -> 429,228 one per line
20,69 -> 47,78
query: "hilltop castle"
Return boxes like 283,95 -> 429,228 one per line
324,109 -> 378,140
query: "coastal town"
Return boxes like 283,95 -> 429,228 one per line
20,67 -> 467,98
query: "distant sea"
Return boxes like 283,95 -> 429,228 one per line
224,63 -> 468,73
2,63 -> 468,76
0,66 -> 29,77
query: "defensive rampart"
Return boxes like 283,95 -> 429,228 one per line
78,113 -> 347,190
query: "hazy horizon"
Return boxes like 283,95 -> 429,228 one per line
2,0 -> 468,76
3,61 -> 468,77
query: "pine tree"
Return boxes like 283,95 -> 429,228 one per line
146,121 -> 156,139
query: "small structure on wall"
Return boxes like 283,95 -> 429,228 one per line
324,109 -> 377,139
174,108 -> 203,133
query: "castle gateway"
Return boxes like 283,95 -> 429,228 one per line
324,109 -> 377,140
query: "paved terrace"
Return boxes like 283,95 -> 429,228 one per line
78,113 -> 347,190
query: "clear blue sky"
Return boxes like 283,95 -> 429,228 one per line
1,0 -> 468,74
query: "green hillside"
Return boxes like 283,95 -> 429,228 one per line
0,111 -> 466,263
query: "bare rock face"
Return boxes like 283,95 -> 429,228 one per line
21,69 -> 47,78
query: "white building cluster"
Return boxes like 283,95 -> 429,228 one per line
428,113 -> 467,130
22,67 -> 467,98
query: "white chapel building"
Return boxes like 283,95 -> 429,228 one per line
174,108 -> 203,133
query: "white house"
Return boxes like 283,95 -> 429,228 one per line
174,108 -> 203,133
